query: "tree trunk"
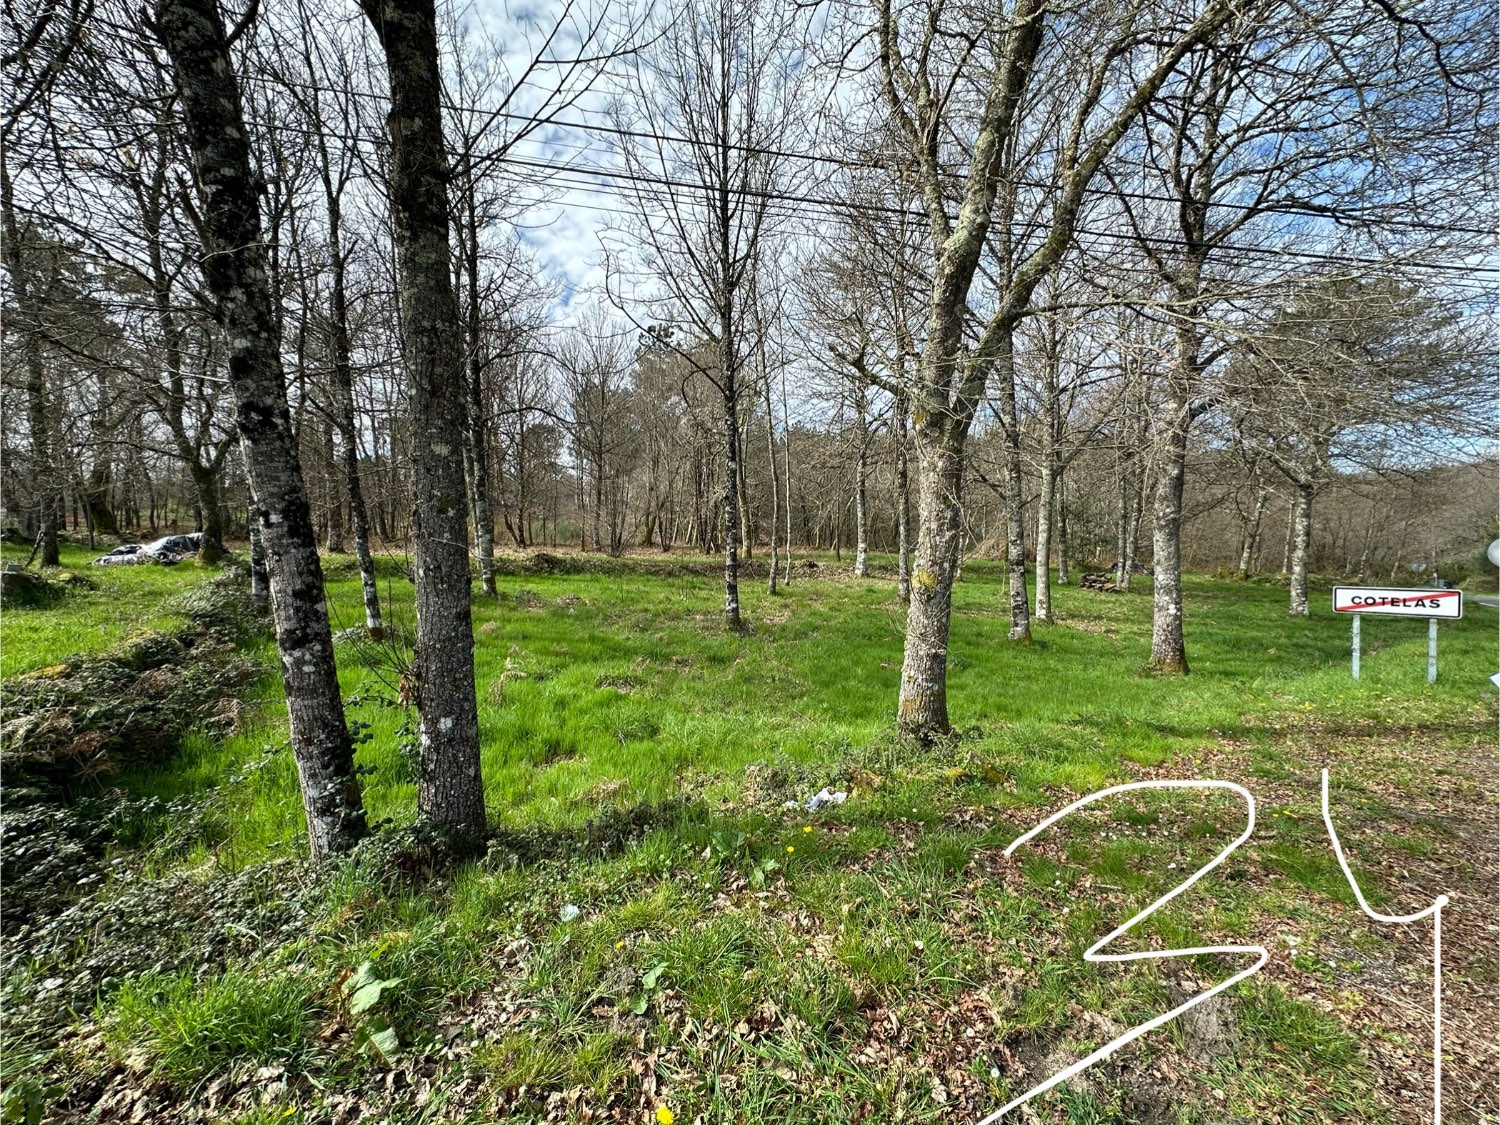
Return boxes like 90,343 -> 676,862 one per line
895,389 -> 911,604
853,383 -> 869,577
83,465 -> 121,539
1288,483 -> 1313,616
1148,400 -> 1191,674
188,462 -> 226,563
764,373 -> 780,594
721,377 -> 743,629
155,0 -> 365,861
1,151 -> 60,567
362,0 -> 486,839
1125,467 -> 1144,589
327,248 -> 383,632
1115,458 -> 1131,588
1236,486 -> 1268,579
461,192 -> 497,597
323,419 -> 344,553
1034,457 -> 1056,623
780,364 -> 794,587
1281,500 -> 1295,576
592,464 -> 603,555
737,420 -> 752,560
1355,497 -> 1376,581
1387,517 -> 1411,582
245,489 -> 269,606
1056,474 -> 1070,585
897,423 -> 964,739
996,343 -> 1030,641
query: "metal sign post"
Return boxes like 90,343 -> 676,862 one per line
1331,586 -> 1463,683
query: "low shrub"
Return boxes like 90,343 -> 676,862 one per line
0,633 -> 259,791
161,581 -> 267,640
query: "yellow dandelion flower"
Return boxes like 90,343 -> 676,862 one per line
656,1107 -> 675,1125
615,940 -> 625,948
803,825 -> 813,833
786,845 -> 795,853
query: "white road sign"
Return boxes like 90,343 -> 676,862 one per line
1332,586 -> 1463,619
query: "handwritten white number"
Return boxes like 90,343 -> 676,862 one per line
1321,768 -> 1447,1125
978,780 -> 1269,1124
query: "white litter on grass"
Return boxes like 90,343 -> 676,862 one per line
559,904 -> 581,923
804,787 -> 848,812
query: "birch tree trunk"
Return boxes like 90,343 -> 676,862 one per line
1034,457 -> 1055,622
1148,397 -> 1192,674
361,0 -> 486,838
1056,470 -> 1070,585
720,372 -> 743,629
1288,483 -> 1314,616
154,0 -> 365,861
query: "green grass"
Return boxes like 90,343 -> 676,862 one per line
103,969 -> 322,1085
7,545 -> 1496,1123
0,542 -> 214,677
106,548 -> 1495,868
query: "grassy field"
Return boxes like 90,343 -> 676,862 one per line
2,542 -> 1496,1125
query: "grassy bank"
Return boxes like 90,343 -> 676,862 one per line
1,547 -> 1494,1124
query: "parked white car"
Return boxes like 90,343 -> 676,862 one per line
92,533 -> 203,566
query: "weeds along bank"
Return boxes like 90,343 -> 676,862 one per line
1,547 -> 1495,1124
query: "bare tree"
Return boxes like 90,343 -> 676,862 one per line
152,0 -> 366,861
873,0 -> 1231,738
360,0 -> 486,841
2,0 -> 96,567
560,314 -> 637,555
609,0 -> 812,629
1231,276 -> 1481,615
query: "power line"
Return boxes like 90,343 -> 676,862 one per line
243,66 -> 1498,241
29,102 -> 1497,281
37,46 -> 1497,243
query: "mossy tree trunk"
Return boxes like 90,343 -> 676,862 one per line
154,0 -> 366,861
898,417 -> 966,739
361,0 -> 487,840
